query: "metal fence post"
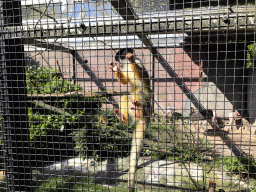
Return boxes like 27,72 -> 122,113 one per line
0,0 -> 31,191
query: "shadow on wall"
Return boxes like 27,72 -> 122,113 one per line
183,43 -> 248,121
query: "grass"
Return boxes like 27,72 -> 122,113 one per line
34,176 -> 128,192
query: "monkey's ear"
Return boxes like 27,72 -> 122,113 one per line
125,48 -> 134,54
115,52 -> 122,62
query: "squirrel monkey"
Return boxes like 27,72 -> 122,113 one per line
109,48 -> 151,192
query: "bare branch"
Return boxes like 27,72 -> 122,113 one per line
34,0 -> 53,27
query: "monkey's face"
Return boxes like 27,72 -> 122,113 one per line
118,58 -> 131,69
115,61 -> 123,69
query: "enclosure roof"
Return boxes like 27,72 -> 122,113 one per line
9,5 -> 256,51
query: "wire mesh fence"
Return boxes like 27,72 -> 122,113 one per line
0,0 -> 256,191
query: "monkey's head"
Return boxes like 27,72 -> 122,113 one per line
115,48 -> 134,62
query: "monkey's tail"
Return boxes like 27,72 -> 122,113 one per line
128,119 -> 148,192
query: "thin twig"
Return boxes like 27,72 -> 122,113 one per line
34,0 -> 53,27
67,1 -> 78,24
56,60 -> 64,92
31,6 -> 59,24
30,100 -> 86,121
143,147 -> 173,155
31,100 -> 72,116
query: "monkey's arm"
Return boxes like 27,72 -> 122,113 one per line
126,53 -> 144,80
109,62 -> 128,85
130,63 -> 144,80
111,71 -> 128,85
126,54 -> 151,93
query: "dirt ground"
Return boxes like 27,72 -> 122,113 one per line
190,118 -> 256,159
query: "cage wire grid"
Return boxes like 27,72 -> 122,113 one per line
0,0 -> 255,191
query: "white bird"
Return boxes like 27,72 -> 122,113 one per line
226,111 -> 239,131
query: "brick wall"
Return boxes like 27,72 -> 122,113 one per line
32,47 -> 202,115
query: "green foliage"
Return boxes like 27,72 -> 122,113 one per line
72,109 -> 135,160
215,156 -> 256,173
27,66 -> 82,141
145,121 -> 209,162
26,66 -> 81,94
28,107 -> 82,142
0,183 -> 3,192
247,43 -> 256,68
26,66 -> 101,159
33,176 -> 128,192
238,0 -> 255,5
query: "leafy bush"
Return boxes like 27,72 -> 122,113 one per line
72,109 -> 136,160
247,43 -> 256,68
215,156 -> 256,173
26,66 -> 81,94
33,176 -> 127,192
144,121 -> 209,162
26,66 -> 100,161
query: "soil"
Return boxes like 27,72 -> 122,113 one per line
190,118 -> 256,159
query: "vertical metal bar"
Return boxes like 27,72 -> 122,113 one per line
73,54 -> 76,84
151,52 -> 155,113
0,0 -> 31,191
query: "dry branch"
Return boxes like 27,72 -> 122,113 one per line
30,100 -> 87,121
27,91 -> 130,99
143,146 -> 174,155
143,138 -> 210,154
143,138 -> 174,149
31,100 -> 72,116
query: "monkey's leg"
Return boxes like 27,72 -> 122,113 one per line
130,92 -> 148,118
128,119 -> 149,192
114,95 -> 132,124
114,109 -> 127,123
131,101 -> 140,117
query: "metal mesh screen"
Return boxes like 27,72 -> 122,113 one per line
0,0 -> 255,191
